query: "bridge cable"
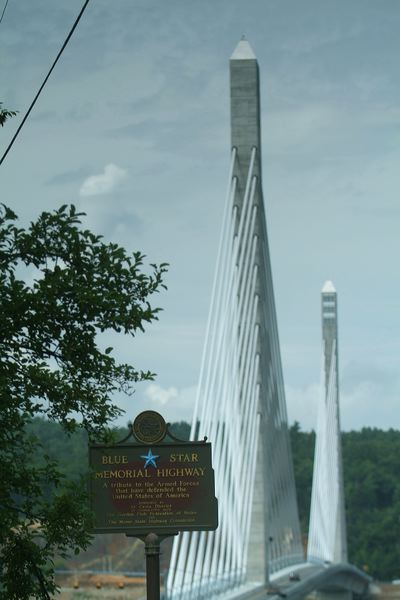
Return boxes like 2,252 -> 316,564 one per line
0,0 -> 91,166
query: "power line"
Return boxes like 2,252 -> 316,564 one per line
0,0 -> 91,166
0,0 -> 10,25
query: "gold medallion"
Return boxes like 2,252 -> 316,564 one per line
133,411 -> 167,444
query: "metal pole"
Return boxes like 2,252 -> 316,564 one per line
144,533 -> 161,600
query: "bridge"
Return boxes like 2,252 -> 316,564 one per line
165,40 -> 371,600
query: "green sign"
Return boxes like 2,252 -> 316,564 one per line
89,441 -> 218,535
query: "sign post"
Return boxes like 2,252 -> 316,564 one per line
142,533 -> 163,600
89,411 -> 218,599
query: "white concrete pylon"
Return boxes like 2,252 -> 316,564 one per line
307,282 -> 348,564
230,38 -> 257,60
166,40 -> 303,600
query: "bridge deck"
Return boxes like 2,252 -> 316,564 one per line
223,563 -> 371,600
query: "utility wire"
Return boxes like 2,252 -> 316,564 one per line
0,0 -> 10,25
0,0 -> 90,166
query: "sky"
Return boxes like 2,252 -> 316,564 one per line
1,0 -> 400,431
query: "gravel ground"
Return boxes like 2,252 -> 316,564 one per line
56,586 -> 146,599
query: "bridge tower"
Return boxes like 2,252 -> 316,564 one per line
166,39 -> 303,600
308,281 -> 348,564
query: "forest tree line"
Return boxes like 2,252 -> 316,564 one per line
28,418 -> 400,581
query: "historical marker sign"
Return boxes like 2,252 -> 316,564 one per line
89,440 -> 218,535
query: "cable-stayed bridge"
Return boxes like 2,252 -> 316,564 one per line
166,40 -> 370,600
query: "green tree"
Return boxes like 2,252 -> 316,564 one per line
0,204 -> 167,598
0,102 -> 17,126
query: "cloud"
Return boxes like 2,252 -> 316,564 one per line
117,383 -> 197,425
340,361 -> 400,431
340,380 -> 400,431
285,360 -> 400,432
145,384 -> 178,407
285,383 -> 320,431
76,195 -> 143,242
144,384 -> 197,422
79,163 -> 127,197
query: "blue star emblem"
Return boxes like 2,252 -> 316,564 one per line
140,448 -> 159,468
